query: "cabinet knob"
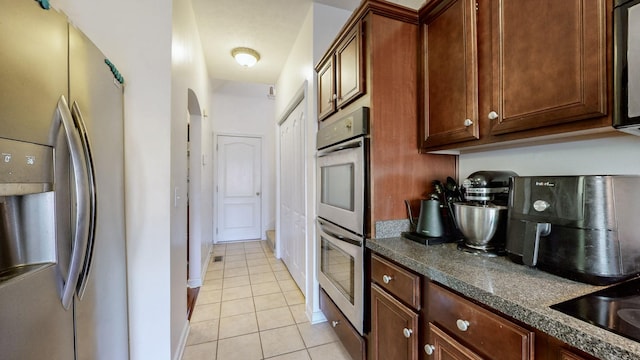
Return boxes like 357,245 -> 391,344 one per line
488,111 -> 499,120
424,344 -> 435,356
456,319 -> 470,331
332,94 -> 337,100
463,119 -> 474,127
382,274 -> 393,284
331,320 -> 340,328
403,328 -> 413,338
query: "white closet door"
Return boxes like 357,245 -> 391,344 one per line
279,103 -> 306,293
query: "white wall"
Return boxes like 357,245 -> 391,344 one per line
172,0 -> 212,357
459,134 -> 640,178
275,3 -> 351,323
52,0 -> 211,358
210,81 -> 277,239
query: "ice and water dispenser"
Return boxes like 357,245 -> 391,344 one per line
0,137 -> 56,282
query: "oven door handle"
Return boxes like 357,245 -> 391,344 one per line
317,218 -> 363,247
317,139 -> 362,157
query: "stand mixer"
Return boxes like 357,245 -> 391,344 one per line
454,171 -> 517,256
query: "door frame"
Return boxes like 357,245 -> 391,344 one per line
213,132 -> 264,244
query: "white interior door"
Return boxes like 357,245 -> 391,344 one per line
279,103 -> 306,293
217,135 -> 262,241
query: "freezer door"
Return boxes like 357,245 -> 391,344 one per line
68,25 -> 129,360
0,264 -> 75,360
0,0 -> 68,145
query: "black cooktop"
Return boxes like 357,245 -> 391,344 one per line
551,277 -> 640,343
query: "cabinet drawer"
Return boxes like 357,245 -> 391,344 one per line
428,282 -> 534,360
371,254 -> 421,309
319,288 -> 365,360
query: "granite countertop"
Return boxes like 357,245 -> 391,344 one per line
366,237 -> 640,360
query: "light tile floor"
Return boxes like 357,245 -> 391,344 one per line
182,240 -> 352,360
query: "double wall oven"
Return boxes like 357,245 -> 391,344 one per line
316,107 -> 368,335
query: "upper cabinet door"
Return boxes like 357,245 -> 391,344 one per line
336,24 -> 365,109
317,57 -> 336,121
420,0 -> 480,149
0,0 -> 68,146
489,0 -> 607,135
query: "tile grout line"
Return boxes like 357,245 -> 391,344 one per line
187,240 -> 349,360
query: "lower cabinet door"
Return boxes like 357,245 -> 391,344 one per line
426,323 -> 482,360
371,283 -> 419,360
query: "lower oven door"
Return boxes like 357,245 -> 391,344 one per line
317,217 -> 364,335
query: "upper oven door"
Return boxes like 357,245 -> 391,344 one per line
317,137 -> 365,235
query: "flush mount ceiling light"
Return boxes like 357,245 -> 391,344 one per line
231,47 -> 260,67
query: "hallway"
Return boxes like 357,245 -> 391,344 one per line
182,240 -> 351,360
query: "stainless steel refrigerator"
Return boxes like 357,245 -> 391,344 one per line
0,1 -> 129,359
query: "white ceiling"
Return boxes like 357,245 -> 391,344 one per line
191,0 -> 424,87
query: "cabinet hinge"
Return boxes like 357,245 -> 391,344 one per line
475,1 -> 479,11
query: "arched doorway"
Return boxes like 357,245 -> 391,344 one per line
185,89 -> 211,320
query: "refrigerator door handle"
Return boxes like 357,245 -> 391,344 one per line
71,101 -> 97,299
55,96 -> 91,310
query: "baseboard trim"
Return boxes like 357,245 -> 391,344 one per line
187,278 -> 202,288
308,307 -> 327,325
173,320 -> 190,360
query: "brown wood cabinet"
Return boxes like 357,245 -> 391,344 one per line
533,329 -> 599,360
319,288 -> 365,360
419,0 -> 480,148
560,349 -> 593,360
317,57 -> 335,121
370,254 -> 421,360
315,0 -> 457,238
368,251 -> 606,360
489,0 -> 607,135
419,0 -> 612,152
427,323 -> 483,360
426,282 -> 534,360
371,254 -> 421,308
316,21 -> 364,122
371,284 -> 420,360
336,25 -> 365,111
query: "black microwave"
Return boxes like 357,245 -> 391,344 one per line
614,0 -> 640,135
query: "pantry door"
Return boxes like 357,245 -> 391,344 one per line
216,135 -> 262,242
279,101 -> 306,292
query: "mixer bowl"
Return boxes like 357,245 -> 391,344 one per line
453,202 -> 508,249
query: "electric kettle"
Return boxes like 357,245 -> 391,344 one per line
405,198 -> 444,238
